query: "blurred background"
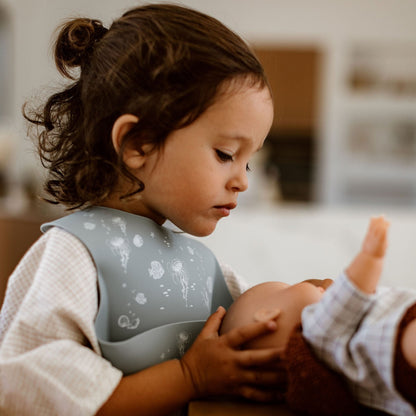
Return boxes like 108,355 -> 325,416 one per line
1,0 -> 416,304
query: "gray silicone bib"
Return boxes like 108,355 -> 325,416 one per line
42,206 -> 233,374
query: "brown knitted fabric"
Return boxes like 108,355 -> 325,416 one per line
394,302 -> 416,409
284,324 -> 361,416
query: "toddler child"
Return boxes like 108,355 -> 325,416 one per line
222,217 -> 416,416
0,4 -> 285,415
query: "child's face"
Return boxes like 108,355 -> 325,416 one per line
132,83 -> 273,236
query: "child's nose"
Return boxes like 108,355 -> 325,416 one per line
229,167 -> 248,192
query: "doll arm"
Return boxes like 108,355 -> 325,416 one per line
345,216 -> 389,294
301,217 -> 389,383
284,325 -> 361,416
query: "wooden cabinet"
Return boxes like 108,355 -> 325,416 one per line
254,47 -> 320,133
253,47 -> 321,201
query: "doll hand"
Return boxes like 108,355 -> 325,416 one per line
301,278 -> 334,290
362,215 -> 389,258
180,307 -> 286,402
346,215 -> 389,294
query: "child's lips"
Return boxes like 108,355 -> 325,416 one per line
214,203 -> 236,217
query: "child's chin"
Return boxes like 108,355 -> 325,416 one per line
189,223 -> 218,237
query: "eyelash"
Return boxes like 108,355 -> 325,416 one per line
216,149 -> 233,162
215,150 -> 251,172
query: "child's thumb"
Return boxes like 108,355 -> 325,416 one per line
199,306 -> 226,336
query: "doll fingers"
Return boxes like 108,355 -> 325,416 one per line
369,215 -> 390,237
364,216 -> 390,256
370,215 -> 389,226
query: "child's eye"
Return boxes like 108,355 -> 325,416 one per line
216,149 -> 234,162
246,163 -> 251,172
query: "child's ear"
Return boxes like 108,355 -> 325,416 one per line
111,114 -> 146,170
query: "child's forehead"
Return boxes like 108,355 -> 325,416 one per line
217,78 -> 271,101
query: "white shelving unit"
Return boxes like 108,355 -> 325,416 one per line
319,43 -> 416,206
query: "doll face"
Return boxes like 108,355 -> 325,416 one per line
221,280 -> 328,350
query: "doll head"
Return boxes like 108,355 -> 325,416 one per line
221,279 -> 332,349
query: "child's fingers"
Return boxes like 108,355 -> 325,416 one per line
197,306 -> 226,337
258,361 -> 288,387
238,347 -> 284,368
241,366 -> 286,386
235,384 -> 286,403
224,320 -> 277,349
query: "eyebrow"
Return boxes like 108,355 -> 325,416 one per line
219,134 -> 264,152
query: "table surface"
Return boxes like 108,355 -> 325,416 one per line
188,400 -> 297,416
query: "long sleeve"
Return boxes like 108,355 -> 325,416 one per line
301,272 -> 375,382
302,272 -> 416,416
0,228 -> 122,416
220,263 -> 249,301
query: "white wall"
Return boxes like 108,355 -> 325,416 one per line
2,0 -> 416,192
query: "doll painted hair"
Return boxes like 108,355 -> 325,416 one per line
24,3 -> 268,209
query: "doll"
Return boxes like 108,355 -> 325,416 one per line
222,217 -> 416,416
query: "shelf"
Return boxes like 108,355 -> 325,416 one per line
342,93 -> 416,119
343,159 -> 416,184
317,41 -> 416,206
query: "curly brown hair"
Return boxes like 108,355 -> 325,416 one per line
24,3 -> 268,210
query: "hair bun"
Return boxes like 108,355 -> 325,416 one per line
55,18 -> 108,78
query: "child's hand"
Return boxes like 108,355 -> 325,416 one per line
180,307 -> 286,402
